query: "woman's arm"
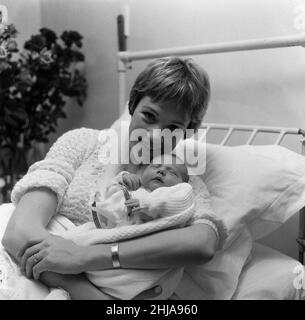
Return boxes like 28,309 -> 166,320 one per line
21,220 -> 217,280
2,188 -> 57,260
84,223 -> 217,271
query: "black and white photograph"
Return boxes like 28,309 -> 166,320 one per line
0,0 -> 305,303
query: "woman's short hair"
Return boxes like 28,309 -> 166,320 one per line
128,56 -> 211,129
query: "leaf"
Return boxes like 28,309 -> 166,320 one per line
10,108 -> 27,121
0,146 -> 13,172
4,114 -> 18,127
39,28 -> 57,46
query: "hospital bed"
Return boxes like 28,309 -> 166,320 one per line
116,21 -> 305,299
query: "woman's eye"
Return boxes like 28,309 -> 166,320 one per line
142,112 -> 156,123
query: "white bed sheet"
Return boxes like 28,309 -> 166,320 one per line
232,242 -> 305,300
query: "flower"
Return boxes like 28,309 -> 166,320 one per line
61,30 -> 83,48
0,23 -> 7,35
40,28 -> 57,45
0,44 -> 7,60
6,24 -> 17,37
6,39 -> 18,52
18,69 -> 36,86
0,60 -> 10,72
39,47 -> 54,64
31,51 -> 40,60
24,34 -> 46,52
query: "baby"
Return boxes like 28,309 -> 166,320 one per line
92,153 -> 194,229
61,153 -> 226,300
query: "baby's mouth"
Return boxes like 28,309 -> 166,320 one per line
152,176 -> 163,183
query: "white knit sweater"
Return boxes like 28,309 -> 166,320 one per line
11,128 -> 227,247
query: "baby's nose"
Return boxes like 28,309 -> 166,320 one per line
157,167 -> 166,176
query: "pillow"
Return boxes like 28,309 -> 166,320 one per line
202,143 -> 305,240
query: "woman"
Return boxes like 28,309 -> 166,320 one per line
2,56 -> 216,300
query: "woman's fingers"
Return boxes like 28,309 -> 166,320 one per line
20,242 -> 44,275
17,237 -> 45,260
32,258 -> 48,280
25,251 -> 44,279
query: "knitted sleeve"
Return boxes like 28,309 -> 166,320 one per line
189,176 -> 228,250
11,128 -> 99,212
137,183 -> 194,219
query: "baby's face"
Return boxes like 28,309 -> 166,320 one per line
141,154 -> 188,191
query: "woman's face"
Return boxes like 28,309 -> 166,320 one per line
129,96 -> 191,156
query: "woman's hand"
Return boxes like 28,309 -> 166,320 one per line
20,234 -> 87,280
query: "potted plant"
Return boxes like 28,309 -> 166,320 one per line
0,24 -> 87,203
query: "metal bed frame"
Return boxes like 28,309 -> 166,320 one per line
116,21 -> 305,263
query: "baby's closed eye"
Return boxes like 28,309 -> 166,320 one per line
168,169 -> 178,176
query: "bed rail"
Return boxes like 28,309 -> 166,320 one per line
117,33 -> 305,113
118,33 -> 305,63
199,124 -> 302,145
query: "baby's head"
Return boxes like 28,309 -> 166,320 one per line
141,154 -> 189,191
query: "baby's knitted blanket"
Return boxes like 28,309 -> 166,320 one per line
56,204 -> 196,246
